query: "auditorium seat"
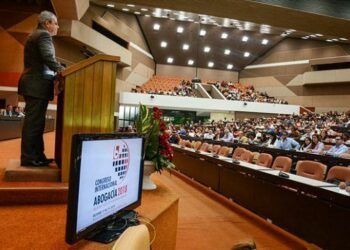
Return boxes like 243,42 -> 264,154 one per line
218,146 -> 230,157
240,151 -> 254,163
199,142 -> 209,152
193,141 -> 202,150
185,140 -> 192,148
111,224 -> 150,250
232,147 -> 246,160
326,166 -> 350,182
212,144 -> 221,154
296,160 -> 327,181
271,156 -> 292,172
256,153 -> 273,168
179,139 -> 186,147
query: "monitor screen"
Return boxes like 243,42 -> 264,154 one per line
66,133 -> 144,244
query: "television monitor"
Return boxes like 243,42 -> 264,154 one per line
65,133 -> 144,244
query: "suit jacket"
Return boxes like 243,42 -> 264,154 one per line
18,28 -> 64,100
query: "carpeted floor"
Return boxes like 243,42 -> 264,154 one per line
0,132 -> 311,249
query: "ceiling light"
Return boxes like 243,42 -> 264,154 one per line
127,4 -> 135,7
183,44 -> 190,50
145,14 -> 150,17
224,49 -> 231,55
167,57 -> 174,63
316,34 -> 323,37
160,41 -> 167,48
227,64 -> 233,70
199,29 -> 206,36
134,11 -> 141,15
208,62 -> 214,67
301,37 -> 309,39
340,38 -> 348,41
141,8 -> 148,11
286,29 -> 296,33
204,46 -> 210,53
177,26 -> 184,33
332,39 -> 339,42
122,8 -> 129,12
242,36 -> 249,42
153,23 -> 160,30
326,39 -> 333,42
107,4 -> 115,8
262,39 -> 269,45
221,33 -> 228,39
310,35 -> 317,38
244,52 -> 250,57
188,59 -> 194,65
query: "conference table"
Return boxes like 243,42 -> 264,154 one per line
0,116 -> 55,140
172,144 -> 350,249
179,136 -> 350,171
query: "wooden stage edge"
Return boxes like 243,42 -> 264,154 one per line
169,169 -> 318,250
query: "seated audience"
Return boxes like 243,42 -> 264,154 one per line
273,132 -> 300,150
324,137 -> 349,157
300,137 -> 312,152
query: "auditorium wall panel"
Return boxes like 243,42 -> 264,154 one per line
156,64 -> 239,82
240,38 -> 350,112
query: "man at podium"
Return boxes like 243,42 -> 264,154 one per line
18,11 -> 64,167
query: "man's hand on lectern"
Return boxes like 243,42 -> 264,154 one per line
54,71 -> 64,96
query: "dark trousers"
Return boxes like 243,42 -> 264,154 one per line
21,96 -> 49,162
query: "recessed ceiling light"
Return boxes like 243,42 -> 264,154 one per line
244,52 -> 250,57
199,29 -> 206,36
127,4 -> 135,7
122,8 -> 129,12
183,44 -> 190,50
134,11 -> 141,15
310,35 -> 317,38
208,62 -> 214,67
145,14 -> 150,17
167,57 -> 174,63
316,34 -> 323,37
107,4 -> 115,8
224,49 -> 231,55
160,41 -> 167,48
326,39 -> 333,42
227,64 -> 233,70
188,59 -> 194,65
242,36 -> 249,42
204,46 -> 211,53
153,23 -> 160,30
221,33 -> 228,39
340,38 -> 348,41
177,26 -> 184,33
141,8 -> 148,11
262,39 -> 269,45
332,39 -> 339,42
301,37 -> 309,39
286,29 -> 296,33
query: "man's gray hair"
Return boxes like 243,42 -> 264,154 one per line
37,11 -> 56,28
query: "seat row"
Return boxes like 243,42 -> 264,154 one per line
177,139 -> 350,183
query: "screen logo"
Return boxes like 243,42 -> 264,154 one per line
113,140 -> 130,183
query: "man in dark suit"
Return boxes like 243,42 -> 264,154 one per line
18,11 -> 64,167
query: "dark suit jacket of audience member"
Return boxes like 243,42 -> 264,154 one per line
18,28 -> 64,100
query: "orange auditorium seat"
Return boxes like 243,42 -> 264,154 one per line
256,153 -> 273,168
326,166 -> 350,182
271,156 -> 292,172
218,146 -> 230,157
212,145 -> 221,154
193,141 -> 202,150
199,142 -> 209,152
232,147 -> 246,160
296,160 -> 327,181
240,151 -> 254,163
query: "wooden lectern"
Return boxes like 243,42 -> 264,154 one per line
55,55 -> 120,182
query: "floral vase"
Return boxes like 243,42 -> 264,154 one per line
142,160 -> 157,190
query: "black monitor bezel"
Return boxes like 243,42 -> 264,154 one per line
65,133 -> 144,244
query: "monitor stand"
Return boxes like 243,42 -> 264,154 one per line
86,210 -> 139,244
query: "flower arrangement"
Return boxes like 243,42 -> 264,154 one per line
135,104 -> 175,172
